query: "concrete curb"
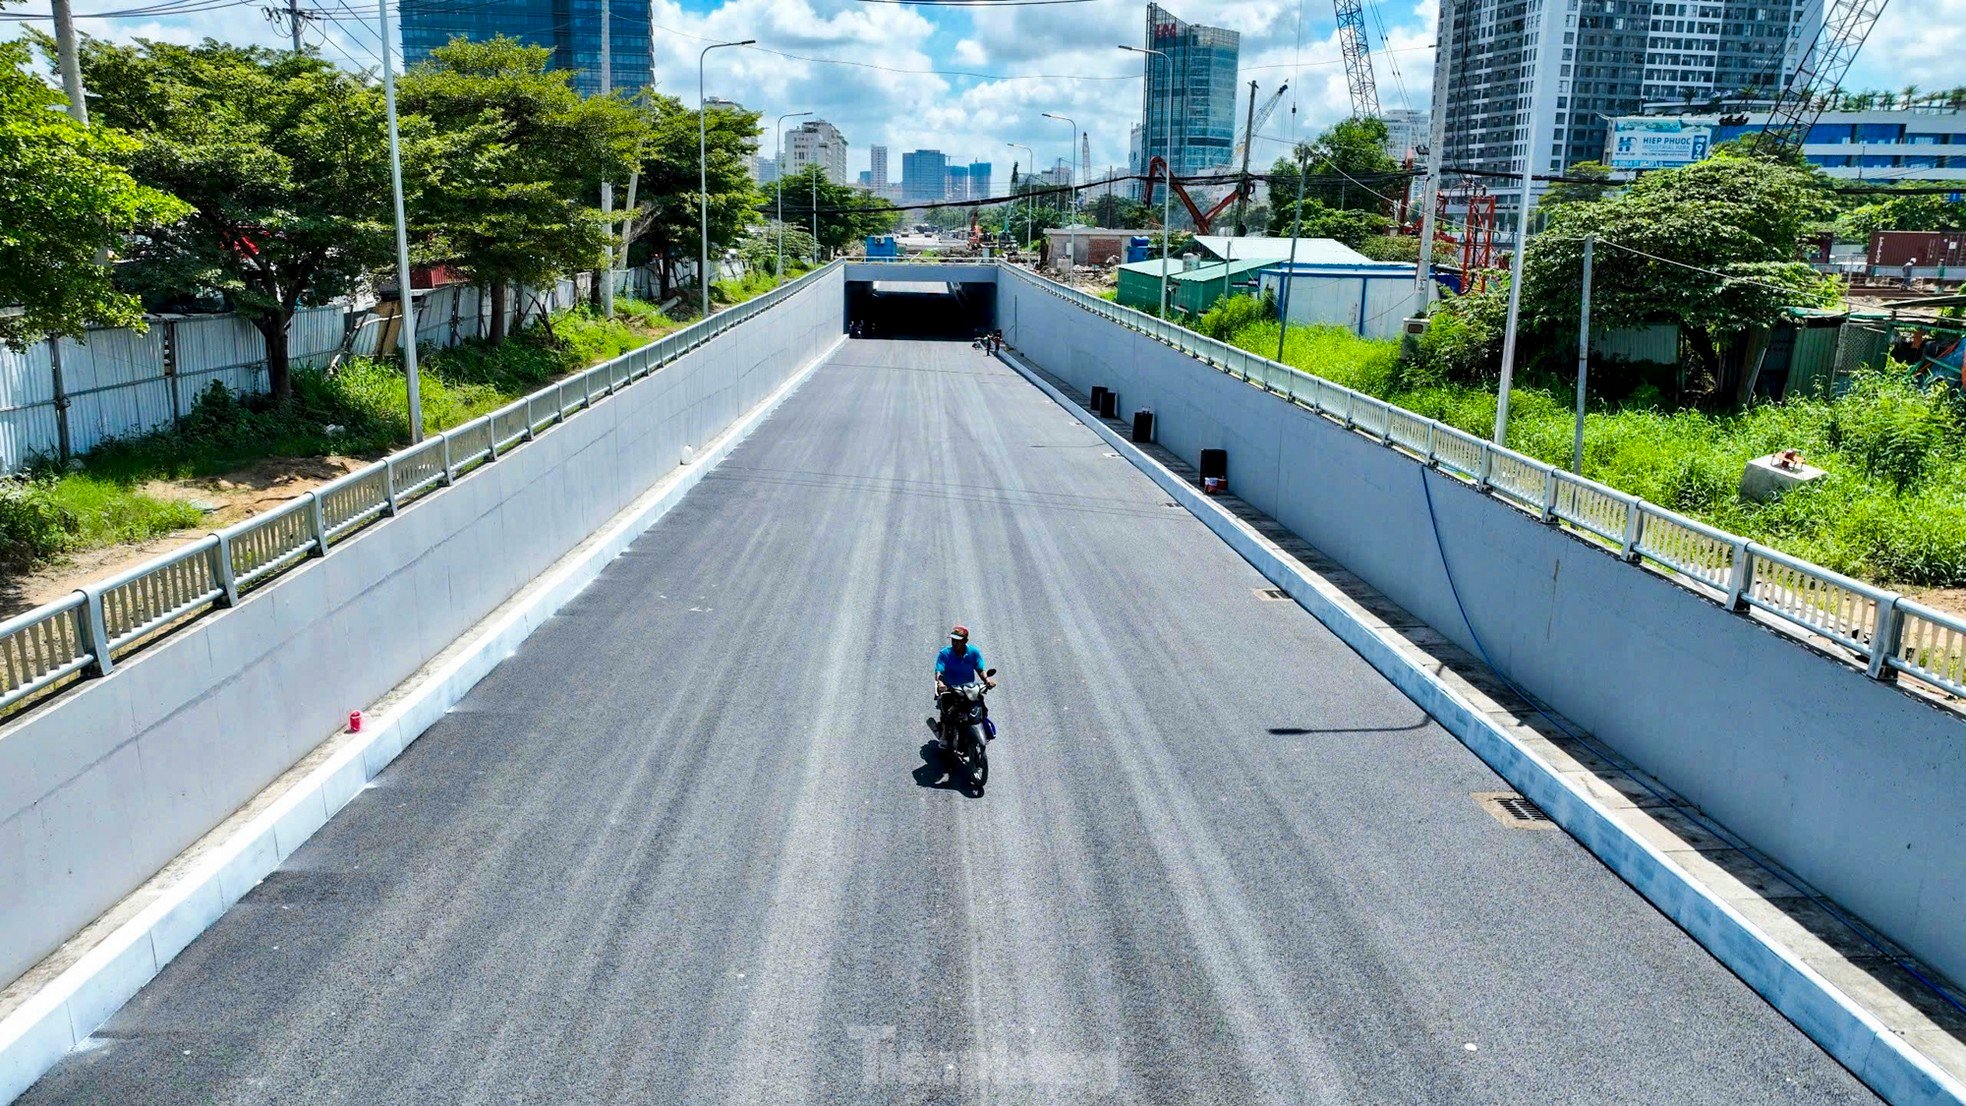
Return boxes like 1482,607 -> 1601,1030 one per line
0,334 -> 845,1105
997,348 -> 1965,1106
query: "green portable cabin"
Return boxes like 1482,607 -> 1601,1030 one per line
1115,258 -> 1180,313
1115,256 -> 1270,316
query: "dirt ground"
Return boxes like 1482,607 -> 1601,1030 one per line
0,454 -> 369,619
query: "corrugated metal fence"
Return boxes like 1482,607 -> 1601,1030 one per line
0,269 -> 657,473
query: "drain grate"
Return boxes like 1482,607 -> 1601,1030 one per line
1254,588 -> 1290,601
1161,502 -> 1181,508
1474,791 -> 1557,829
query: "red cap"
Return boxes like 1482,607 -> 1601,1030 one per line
949,625 -> 969,640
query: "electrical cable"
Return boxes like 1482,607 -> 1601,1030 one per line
1414,462 -> 1966,1021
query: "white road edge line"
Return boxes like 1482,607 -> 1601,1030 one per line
995,346 -> 1965,1106
0,333 -> 847,1106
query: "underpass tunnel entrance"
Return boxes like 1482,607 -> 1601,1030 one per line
846,280 -> 996,340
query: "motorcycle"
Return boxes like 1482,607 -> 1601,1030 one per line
936,669 -> 997,790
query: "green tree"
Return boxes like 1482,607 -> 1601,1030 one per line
81,38 -> 391,402
398,37 -> 643,342
1283,119 -> 1402,212
622,91 -> 760,302
1537,160 -> 1619,214
0,39 -> 187,350
774,166 -> 893,258
1084,192 -> 1153,229
1836,193 -> 1966,238
1268,195 -> 1390,247
1523,153 -> 1839,404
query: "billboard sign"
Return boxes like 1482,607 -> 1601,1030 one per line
1606,118 -> 1713,170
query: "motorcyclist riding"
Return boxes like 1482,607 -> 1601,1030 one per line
930,624 -> 995,748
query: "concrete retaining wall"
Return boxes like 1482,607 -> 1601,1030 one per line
998,275 -> 1966,989
0,269 -> 844,990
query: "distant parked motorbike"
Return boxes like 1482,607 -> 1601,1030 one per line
936,669 -> 997,790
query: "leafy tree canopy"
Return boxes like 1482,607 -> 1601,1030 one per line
1523,152 -> 1840,396
1268,195 -> 1390,248
1268,119 -> 1402,214
1084,192 -> 1154,229
1,38 -> 188,350
772,165 -> 894,256
1539,160 -> 1619,212
398,36 -> 644,340
623,90 -> 761,300
80,37 -> 391,400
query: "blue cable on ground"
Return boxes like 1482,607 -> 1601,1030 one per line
1416,462 -> 1966,1020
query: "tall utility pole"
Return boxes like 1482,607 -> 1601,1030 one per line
811,144 -> 826,263
697,39 -> 754,318
1493,0 -> 1565,445
1233,80 -> 1257,236
1277,107 -> 1305,363
1572,234 -> 1594,474
376,0 -> 422,440
1007,143 -> 1034,249
1120,44 -> 1173,316
1411,0 -> 1454,320
50,0 -> 87,124
284,0 -> 305,52
598,0 -> 614,317
776,111 -> 812,281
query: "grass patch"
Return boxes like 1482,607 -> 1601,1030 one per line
3,298 -> 676,574
711,262 -> 811,308
1213,315 -> 1966,588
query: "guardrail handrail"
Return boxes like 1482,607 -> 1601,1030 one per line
0,261 -> 842,716
998,263 -> 1966,707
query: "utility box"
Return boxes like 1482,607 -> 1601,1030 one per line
1089,386 -> 1108,412
1740,453 -> 1825,503
1132,409 -> 1155,443
1199,449 -> 1228,481
1098,390 -> 1119,418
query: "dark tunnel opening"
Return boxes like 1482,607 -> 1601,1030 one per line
846,280 -> 995,340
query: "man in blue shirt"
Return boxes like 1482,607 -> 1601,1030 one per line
930,625 -> 995,747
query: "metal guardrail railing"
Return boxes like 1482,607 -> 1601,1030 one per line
999,263 -> 1966,705
0,262 -> 839,716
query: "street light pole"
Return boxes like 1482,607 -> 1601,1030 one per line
599,0 -> 613,318
698,38 -> 755,318
1493,0 -> 1564,445
1277,110 -> 1306,364
1007,143 -> 1034,252
775,111 -> 812,281
376,0 -> 421,440
1119,44 -> 1171,316
811,143 -> 827,263
1041,111 -> 1078,221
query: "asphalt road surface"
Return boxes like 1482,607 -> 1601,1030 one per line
24,339 -> 1877,1105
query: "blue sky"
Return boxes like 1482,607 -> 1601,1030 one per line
8,0 -> 1959,184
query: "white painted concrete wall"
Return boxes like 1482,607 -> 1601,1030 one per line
999,274 -> 1966,990
0,270 -> 844,991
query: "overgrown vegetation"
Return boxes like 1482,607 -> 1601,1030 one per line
0,300 -> 674,571
1200,297 -> 1966,588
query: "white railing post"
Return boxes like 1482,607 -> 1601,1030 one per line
1869,600 -> 1902,680
1726,540 -> 1752,610
79,586 -> 114,677
383,459 -> 400,516
1477,445 -> 1495,491
1425,422 -> 1438,465
1621,501 -> 1644,561
441,434 -> 455,485
211,534 -> 238,606
1540,469 -> 1557,522
308,491 -> 330,555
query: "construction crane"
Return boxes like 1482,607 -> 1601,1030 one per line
1751,0 -> 1889,157
1333,0 -> 1380,120
1232,80 -> 1289,235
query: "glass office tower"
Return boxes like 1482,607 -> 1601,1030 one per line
401,0 -> 652,97
1138,4 -> 1241,177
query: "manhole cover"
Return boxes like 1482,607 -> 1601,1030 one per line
1254,588 -> 1290,601
1474,791 -> 1557,829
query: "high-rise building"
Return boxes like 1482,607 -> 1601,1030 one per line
401,0 -> 651,97
901,150 -> 948,203
758,157 -> 778,185
967,160 -> 993,198
1432,0 -> 1819,230
947,165 -> 971,200
1380,107 -> 1429,162
785,119 -> 848,183
1136,4 -> 1240,178
706,99 -> 758,180
869,145 -> 890,193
